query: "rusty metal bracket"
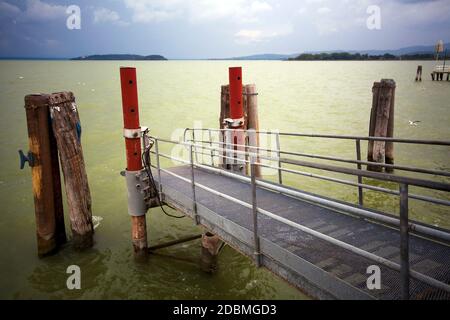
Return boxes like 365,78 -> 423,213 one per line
18,150 -> 35,169
223,117 -> 244,128
123,169 -> 159,215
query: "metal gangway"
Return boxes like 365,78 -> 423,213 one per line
146,128 -> 450,300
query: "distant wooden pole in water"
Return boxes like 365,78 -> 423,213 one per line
120,67 -> 148,257
367,79 -> 396,172
24,94 -> 67,257
245,84 -> 261,178
415,65 -> 422,81
49,92 -> 93,250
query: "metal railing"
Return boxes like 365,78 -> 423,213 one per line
434,65 -> 450,72
149,130 -> 450,300
184,128 -> 450,206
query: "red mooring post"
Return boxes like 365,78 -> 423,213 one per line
229,67 -> 243,119
228,67 -> 246,172
120,67 -> 148,257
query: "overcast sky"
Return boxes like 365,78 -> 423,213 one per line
0,0 -> 449,58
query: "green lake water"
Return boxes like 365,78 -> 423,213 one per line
0,60 -> 449,299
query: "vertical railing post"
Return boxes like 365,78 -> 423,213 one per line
399,183 -> 410,300
189,144 -> 199,225
356,139 -> 363,205
192,129 -> 199,163
251,156 -> 261,268
276,132 -> 283,185
225,129 -> 232,170
154,139 -> 162,197
208,129 -> 214,166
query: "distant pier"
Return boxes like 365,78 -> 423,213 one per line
431,65 -> 450,81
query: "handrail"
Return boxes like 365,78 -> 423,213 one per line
185,138 -> 450,178
184,128 -> 450,146
153,136 -> 450,192
152,147 -> 450,207
187,146 -> 450,207
148,137 -> 450,234
280,157 -> 450,192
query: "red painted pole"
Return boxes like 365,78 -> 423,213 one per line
228,67 -> 245,172
229,67 -> 243,119
120,67 -> 142,171
120,67 -> 147,257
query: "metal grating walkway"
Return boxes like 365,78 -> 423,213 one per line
154,165 -> 450,300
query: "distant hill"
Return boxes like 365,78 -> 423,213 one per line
289,52 -> 437,61
217,42 -> 449,60
72,54 -> 167,61
350,43 -> 450,56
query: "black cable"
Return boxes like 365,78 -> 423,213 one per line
141,142 -> 185,219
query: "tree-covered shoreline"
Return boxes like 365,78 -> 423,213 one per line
288,52 -> 437,61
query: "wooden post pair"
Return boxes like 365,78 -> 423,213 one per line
24,92 -> 93,257
220,84 -> 260,177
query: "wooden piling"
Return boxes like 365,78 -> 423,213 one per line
49,92 -> 93,250
131,216 -> 147,258
49,118 -> 67,246
385,81 -> 396,172
415,65 -> 422,81
245,84 -> 261,178
200,232 -> 223,273
24,94 -> 67,257
367,83 -> 379,171
367,80 -> 396,172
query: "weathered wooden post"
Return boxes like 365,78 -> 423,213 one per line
200,232 -> 223,273
49,92 -> 94,250
245,84 -> 261,178
415,66 -> 422,81
385,81 -> 396,172
367,79 -> 396,172
120,67 -> 148,257
22,94 -> 67,257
